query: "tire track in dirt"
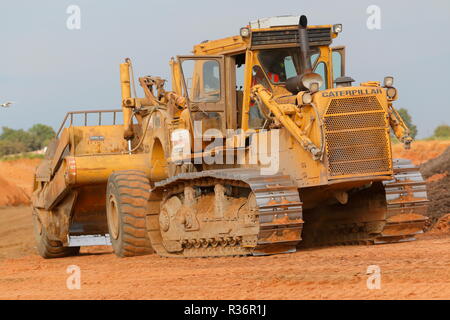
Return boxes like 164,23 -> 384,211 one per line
0,207 -> 449,300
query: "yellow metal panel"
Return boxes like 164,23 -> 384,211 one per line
50,128 -> 70,175
71,125 -> 128,155
241,50 -> 254,131
44,160 -> 69,210
120,61 -> 134,139
315,87 -> 393,179
67,153 -> 150,186
170,58 -> 183,95
193,36 -> 248,56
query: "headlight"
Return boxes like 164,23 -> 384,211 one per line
240,27 -> 250,38
301,92 -> 313,105
301,73 -> 323,92
309,82 -> 319,93
333,24 -> 343,33
384,76 -> 394,87
386,87 -> 397,99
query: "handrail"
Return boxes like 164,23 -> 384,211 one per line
56,109 -> 122,137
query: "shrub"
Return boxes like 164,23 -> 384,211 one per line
433,125 -> 450,138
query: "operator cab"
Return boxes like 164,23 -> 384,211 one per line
176,15 -> 344,134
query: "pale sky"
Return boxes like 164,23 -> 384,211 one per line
1,0 -> 449,138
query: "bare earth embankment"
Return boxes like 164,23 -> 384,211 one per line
0,159 -> 40,206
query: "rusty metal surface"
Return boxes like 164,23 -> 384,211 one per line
376,159 -> 429,243
34,159 -> 51,182
299,159 -> 428,247
149,169 -> 303,257
42,160 -> 70,210
69,184 -> 109,236
299,180 -> 387,247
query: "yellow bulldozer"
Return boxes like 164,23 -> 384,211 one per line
32,15 -> 428,258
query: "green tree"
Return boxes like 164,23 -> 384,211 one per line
0,140 -> 27,156
397,108 -> 417,139
0,127 -> 35,151
433,124 -> 450,138
0,124 -> 55,156
28,124 -> 55,149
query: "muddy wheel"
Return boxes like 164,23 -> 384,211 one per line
106,170 -> 153,257
32,209 -> 80,259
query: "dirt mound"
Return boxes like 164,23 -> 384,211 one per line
0,159 -> 40,207
427,172 -> 447,183
392,140 -> 450,165
428,214 -> 450,235
420,146 -> 450,178
424,176 -> 450,224
419,146 -> 450,226
389,142 -> 450,229
0,176 -> 30,207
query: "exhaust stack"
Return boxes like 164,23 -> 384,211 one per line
298,15 -> 312,74
286,15 -> 323,94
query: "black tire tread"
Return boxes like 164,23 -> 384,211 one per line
107,171 -> 153,257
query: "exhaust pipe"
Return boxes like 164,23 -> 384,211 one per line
298,15 -> 312,74
286,15 -> 323,94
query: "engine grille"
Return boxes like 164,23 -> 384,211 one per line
251,28 -> 332,48
324,96 -> 392,178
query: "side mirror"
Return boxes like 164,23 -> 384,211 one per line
334,76 -> 355,88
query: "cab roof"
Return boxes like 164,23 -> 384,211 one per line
193,16 -> 339,56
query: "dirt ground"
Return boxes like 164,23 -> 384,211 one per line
0,206 -> 35,260
0,142 -> 449,300
0,206 -> 449,300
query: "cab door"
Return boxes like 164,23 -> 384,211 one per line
178,55 -> 226,142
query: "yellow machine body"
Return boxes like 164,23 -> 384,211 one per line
32,16 -> 428,258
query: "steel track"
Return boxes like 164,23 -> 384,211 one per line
147,169 -> 303,258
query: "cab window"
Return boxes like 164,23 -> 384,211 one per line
258,47 -> 319,84
332,51 -> 342,82
310,53 -> 320,68
181,59 -> 221,102
314,62 -> 327,91
284,56 -> 297,79
249,66 -> 268,129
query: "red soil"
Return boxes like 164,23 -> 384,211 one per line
392,140 -> 450,165
0,159 -> 40,207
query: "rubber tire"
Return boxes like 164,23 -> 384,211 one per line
106,170 -> 153,257
32,210 -> 80,259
